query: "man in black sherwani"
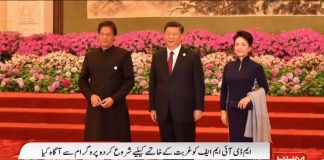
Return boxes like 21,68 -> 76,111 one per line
149,21 -> 205,142
78,21 -> 134,142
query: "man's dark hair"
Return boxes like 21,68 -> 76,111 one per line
97,20 -> 117,35
233,30 -> 253,46
164,21 -> 184,33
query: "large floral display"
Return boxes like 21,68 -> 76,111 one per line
0,29 -> 323,96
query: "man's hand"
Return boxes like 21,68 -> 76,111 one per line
150,110 -> 157,123
220,110 -> 228,127
90,94 -> 101,107
101,97 -> 114,108
194,110 -> 203,121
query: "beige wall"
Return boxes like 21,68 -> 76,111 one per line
64,1 -> 324,34
0,1 -> 7,31
43,0 -> 53,33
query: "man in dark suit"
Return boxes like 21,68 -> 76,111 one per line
78,21 -> 134,142
149,21 -> 205,142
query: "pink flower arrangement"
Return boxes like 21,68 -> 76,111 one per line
270,29 -> 324,60
0,51 -> 323,95
114,30 -> 164,54
182,29 -> 222,56
16,34 -> 62,56
61,32 -> 100,56
0,31 -> 21,62
245,29 -> 274,56
2,29 -> 323,60
0,31 -> 21,54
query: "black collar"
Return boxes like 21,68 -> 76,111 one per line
100,45 -> 114,52
236,55 -> 251,63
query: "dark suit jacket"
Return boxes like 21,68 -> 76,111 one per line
78,46 -> 134,141
149,46 -> 205,123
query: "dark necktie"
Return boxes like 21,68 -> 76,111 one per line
168,51 -> 174,75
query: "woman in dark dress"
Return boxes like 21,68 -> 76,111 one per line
220,31 -> 269,142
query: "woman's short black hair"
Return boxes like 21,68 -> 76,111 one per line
97,20 -> 117,36
233,31 -> 253,46
164,21 -> 184,33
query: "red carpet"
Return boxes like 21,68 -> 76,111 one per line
0,92 -> 323,159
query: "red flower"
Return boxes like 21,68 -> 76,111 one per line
62,79 -> 71,88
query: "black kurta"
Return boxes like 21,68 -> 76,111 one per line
78,46 -> 134,142
220,55 -> 269,142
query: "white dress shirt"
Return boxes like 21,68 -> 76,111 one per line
167,45 -> 181,70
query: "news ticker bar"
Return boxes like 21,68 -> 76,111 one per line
19,142 -> 270,159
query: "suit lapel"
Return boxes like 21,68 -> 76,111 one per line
161,48 -> 169,76
170,46 -> 186,79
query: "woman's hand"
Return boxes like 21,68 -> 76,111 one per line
238,96 -> 251,109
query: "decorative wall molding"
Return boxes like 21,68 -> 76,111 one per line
87,0 -> 324,18
6,0 -> 53,36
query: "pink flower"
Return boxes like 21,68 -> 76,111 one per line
205,70 -> 212,77
52,81 -> 60,89
12,68 -> 19,74
139,80 -> 147,87
7,70 -> 12,76
133,66 -> 138,72
215,71 -> 222,78
294,68 -> 302,75
293,77 -> 300,84
286,73 -> 293,80
48,86 -> 55,92
310,70 -> 317,76
16,78 -> 24,88
29,69 -> 36,75
280,76 -> 288,83
137,70 -> 144,76
305,75 -> 311,81
134,76 -> 141,82
210,79 -> 218,85
293,85 -> 300,92
205,63 -> 213,70
272,68 -> 280,77
142,91 -> 149,95
38,74 -> 44,80
55,76 -> 63,81
319,65 -> 324,70
280,85 -> 286,91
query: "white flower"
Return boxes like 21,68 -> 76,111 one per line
29,77 -> 36,82
65,71 -> 71,78
34,85 -> 40,92
218,81 -> 222,88
71,67 -> 78,73
1,81 -> 6,87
